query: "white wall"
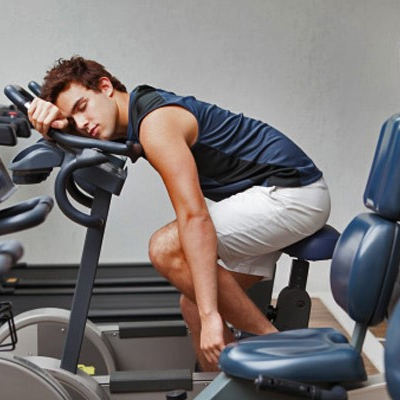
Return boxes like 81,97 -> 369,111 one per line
0,0 -> 400,294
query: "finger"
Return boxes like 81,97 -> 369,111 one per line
51,118 -> 69,130
36,105 -> 60,136
32,109 -> 46,135
29,101 -> 46,131
27,98 -> 38,119
204,345 -> 222,366
204,351 -> 216,365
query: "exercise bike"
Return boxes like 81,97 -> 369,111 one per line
0,84 -> 340,399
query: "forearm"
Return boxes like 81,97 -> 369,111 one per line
177,213 -> 219,320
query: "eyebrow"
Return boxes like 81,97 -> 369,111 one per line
70,97 -> 85,115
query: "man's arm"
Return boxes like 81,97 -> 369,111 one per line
28,98 -> 69,139
140,105 -> 225,365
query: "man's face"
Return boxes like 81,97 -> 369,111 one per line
56,82 -> 119,141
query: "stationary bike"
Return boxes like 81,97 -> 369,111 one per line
0,84 -> 339,399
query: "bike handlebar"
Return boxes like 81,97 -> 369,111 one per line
54,149 -> 109,228
4,85 -> 143,163
0,195 -> 54,235
0,240 -> 23,275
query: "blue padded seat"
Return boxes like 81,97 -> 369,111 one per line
219,212 -> 400,383
269,225 -> 340,331
330,213 -> 400,326
282,224 -> 340,261
219,328 -> 365,382
385,300 -> 400,399
364,114 -> 400,221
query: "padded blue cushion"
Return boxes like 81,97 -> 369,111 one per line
219,328 -> 366,383
282,225 -> 340,261
364,114 -> 400,220
330,213 -> 400,325
385,300 -> 400,399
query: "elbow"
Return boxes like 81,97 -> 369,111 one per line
178,210 -> 214,229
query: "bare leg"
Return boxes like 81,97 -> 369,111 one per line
149,221 -> 277,370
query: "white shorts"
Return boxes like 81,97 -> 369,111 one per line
209,177 -> 331,279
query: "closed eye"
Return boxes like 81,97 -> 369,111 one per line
77,101 -> 87,112
70,97 -> 87,115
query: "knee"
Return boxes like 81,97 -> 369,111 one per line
148,230 -> 168,269
148,226 -> 184,277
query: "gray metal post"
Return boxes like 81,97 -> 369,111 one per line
60,187 -> 111,373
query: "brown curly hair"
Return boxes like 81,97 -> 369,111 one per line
40,56 -> 127,103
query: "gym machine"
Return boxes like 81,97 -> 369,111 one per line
0,114 -> 64,399
0,84 -> 342,400
0,87 -> 196,374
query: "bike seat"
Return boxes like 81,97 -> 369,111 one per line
281,225 -> 340,261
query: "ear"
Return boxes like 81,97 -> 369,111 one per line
98,77 -> 114,96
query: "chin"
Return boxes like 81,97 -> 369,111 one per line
99,133 -> 111,141
103,132 -> 119,141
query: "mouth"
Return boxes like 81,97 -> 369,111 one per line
89,125 -> 99,138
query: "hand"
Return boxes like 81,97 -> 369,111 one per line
28,97 -> 69,139
200,311 -> 226,368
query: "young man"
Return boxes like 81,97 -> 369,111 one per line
28,56 -> 331,371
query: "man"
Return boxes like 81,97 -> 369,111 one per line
28,56 -> 331,371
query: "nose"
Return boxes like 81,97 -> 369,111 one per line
74,114 -> 89,132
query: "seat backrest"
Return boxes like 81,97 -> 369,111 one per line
364,114 -> 400,220
330,114 -> 400,326
385,299 -> 400,399
330,213 -> 400,325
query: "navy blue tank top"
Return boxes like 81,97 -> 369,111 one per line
127,85 -> 322,201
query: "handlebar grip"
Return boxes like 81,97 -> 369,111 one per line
0,254 -> 15,275
0,195 -> 54,235
28,81 -> 42,97
4,85 -> 34,116
0,240 -> 24,261
0,240 -> 24,275
51,131 -> 143,163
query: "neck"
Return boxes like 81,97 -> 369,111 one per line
114,91 -> 130,139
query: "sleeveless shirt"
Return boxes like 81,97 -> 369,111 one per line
127,85 -> 322,201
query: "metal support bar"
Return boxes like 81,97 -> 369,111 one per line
60,188 -> 111,373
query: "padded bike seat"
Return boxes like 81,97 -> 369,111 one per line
219,328 -> 366,383
282,225 -> 340,261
